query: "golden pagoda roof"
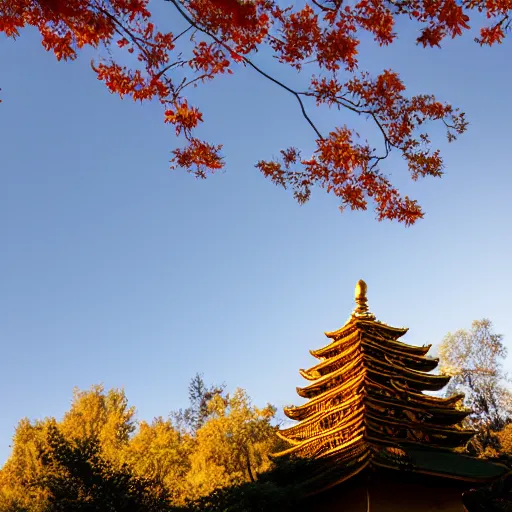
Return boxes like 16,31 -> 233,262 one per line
272,280 -> 507,493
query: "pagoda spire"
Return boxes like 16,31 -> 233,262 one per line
352,279 -> 375,320
273,280 -> 477,493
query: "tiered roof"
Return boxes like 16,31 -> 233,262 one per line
273,280 -> 506,492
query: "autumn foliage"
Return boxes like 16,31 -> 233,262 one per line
0,378 -> 281,511
1,0 -> 508,223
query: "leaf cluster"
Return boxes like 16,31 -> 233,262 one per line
5,0 -> 509,223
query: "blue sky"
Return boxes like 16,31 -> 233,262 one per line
2,9 -> 511,464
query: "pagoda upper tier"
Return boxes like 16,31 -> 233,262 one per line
273,280 -> 477,491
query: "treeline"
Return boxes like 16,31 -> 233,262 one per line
2,319 -> 512,511
0,375 -> 304,511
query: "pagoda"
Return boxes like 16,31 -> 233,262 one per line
273,280 -> 507,509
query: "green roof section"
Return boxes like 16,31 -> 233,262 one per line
388,446 -> 509,482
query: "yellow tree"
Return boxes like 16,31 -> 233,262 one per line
0,418 -> 52,512
186,388 -> 278,499
123,417 -> 193,505
59,384 -> 136,463
0,385 -> 136,511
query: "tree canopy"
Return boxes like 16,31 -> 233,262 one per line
0,376 -> 283,511
439,319 -> 512,455
439,319 -> 511,429
3,0 -> 508,224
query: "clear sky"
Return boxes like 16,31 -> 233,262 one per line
2,8 -> 511,465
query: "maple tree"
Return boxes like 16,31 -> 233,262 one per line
2,0 -> 508,223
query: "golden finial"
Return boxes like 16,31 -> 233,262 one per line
353,279 -> 375,319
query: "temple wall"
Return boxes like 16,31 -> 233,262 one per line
305,476 -> 468,512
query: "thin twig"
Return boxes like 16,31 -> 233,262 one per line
173,25 -> 194,42
155,59 -> 189,79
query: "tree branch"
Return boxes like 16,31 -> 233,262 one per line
165,0 -> 324,140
